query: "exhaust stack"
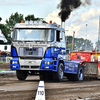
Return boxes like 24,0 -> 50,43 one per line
61,21 -> 65,29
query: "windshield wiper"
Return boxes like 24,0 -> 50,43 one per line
24,40 -> 34,42
13,40 -> 47,42
13,40 -> 22,42
34,40 -> 44,42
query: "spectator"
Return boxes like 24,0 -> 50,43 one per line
0,50 -> 11,57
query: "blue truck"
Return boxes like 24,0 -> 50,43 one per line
10,21 -> 84,81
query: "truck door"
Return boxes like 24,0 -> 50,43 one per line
56,30 -> 61,48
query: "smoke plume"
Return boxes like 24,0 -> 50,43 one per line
58,0 -> 91,22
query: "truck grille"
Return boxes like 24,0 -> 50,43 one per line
18,47 -> 43,57
21,66 -> 39,69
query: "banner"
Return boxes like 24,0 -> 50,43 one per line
0,29 -> 7,43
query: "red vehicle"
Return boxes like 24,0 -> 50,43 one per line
70,51 -> 100,79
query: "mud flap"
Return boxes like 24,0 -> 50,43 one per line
84,62 -> 98,76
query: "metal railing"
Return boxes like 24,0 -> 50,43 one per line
0,56 -> 10,62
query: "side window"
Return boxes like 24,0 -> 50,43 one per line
56,30 -> 60,42
60,32 -> 65,42
62,32 -> 65,42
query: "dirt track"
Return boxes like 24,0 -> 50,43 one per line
0,63 -> 10,69
0,75 -> 100,100
0,64 -> 100,100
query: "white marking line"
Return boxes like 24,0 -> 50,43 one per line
35,81 -> 45,100
0,71 -> 16,74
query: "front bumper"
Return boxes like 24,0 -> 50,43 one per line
10,57 -> 56,71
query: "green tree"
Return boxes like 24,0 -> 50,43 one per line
25,15 -> 35,21
85,39 -> 93,50
25,14 -> 46,22
0,17 -> 2,22
67,43 -> 72,50
74,38 -> 85,50
6,12 -> 24,32
66,36 -> 93,50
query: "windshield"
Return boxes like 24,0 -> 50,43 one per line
12,29 -> 54,42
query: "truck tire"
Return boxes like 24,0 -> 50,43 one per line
74,66 -> 84,81
16,70 -> 28,80
53,63 -> 64,81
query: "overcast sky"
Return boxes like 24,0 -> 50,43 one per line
0,0 -> 100,49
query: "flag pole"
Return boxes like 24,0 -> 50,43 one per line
72,31 -> 75,50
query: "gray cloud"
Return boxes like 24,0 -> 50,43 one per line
65,7 -> 100,45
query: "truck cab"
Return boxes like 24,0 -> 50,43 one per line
10,21 -> 66,81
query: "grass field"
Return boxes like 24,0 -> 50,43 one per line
0,62 -> 10,64
0,69 -> 10,71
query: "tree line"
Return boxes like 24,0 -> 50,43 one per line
0,12 -> 93,51
0,12 -> 46,44
66,36 -> 93,50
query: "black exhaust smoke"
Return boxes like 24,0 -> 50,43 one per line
58,0 -> 91,22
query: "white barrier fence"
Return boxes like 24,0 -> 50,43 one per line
0,56 -> 10,62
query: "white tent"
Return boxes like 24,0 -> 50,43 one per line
0,45 -> 11,52
0,29 -> 7,43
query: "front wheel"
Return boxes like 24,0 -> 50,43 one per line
16,70 -> 28,80
53,63 -> 64,81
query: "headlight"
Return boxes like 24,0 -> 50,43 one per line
12,61 -> 17,64
44,61 -> 53,65
12,66 -> 17,68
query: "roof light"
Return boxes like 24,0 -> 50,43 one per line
49,20 -> 52,24
30,20 -> 33,24
38,21 -> 42,24
25,21 -> 29,24
21,20 -> 24,23
34,21 -> 37,24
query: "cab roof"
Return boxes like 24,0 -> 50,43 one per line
14,21 -> 65,32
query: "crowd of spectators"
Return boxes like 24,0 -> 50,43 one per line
0,50 -> 10,57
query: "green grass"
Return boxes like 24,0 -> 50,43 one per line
0,69 -> 10,71
0,62 -> 10,64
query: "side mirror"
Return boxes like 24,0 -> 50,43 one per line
60,32 -> 63,40
4,46 -> 7,50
